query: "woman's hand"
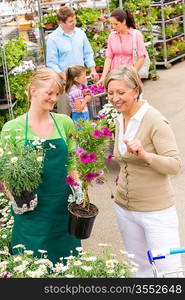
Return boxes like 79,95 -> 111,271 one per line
1,184 -> 14,200
96,76 -> 105,87
124,139 -> 153,164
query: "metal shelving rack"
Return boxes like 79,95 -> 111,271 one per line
0,0 -> 45,120
152,0 -> 185,68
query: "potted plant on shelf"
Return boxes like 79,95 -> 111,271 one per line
66,117 -> 112,239
42,9 -> 58,29
0,134 -> 50,214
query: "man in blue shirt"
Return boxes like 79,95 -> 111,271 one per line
46,6 -> 98,115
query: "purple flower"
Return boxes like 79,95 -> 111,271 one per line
85,172 -> 98,181
102,127 -> 112,137
97,114 -> 106,119
66,176 -> 77,186
89,153 -> 97,162
107,25 -> 111,30
98,170 -> 104,176
80,153 -> 91,163
91,122 -> 97,127
76,147 -> 84,155
107,154 -> 113,162
92,129 -> 102,138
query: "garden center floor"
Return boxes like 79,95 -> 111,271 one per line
82,60 -> 185,262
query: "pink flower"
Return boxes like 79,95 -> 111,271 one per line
66,176 -> 77,186
115,176 -> 119,186
80,153 -> 91,163
97,114 -> 106,119
92,129 -> 102,138
102,127 -> 112,137
107,154 -> 113,162
89,153 -> 97,162
91,122 -> 97,127
85,172 -> 98,181
76,148 -> 84,155
100,16 -> 107,23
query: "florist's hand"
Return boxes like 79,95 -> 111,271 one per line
2,184 -> 14,201
90,71 -> 99,82
124,139 -> 153,164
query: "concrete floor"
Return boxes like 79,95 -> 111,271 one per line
82,60 -> 185,262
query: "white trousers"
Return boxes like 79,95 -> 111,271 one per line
114,203 -> 182,277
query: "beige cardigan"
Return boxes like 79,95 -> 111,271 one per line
114,106 -> 182,212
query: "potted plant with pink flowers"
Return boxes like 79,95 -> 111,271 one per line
66,116 -> 112,239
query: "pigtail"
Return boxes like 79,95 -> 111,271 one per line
125,9 -> 136,29
65,67 -> 73,93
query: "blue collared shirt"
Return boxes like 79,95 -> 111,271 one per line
46,26 -> 95,73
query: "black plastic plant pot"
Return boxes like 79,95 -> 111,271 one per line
13,190 -> 36,208
68,203 -> 99,239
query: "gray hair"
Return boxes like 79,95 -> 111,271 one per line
104,66 -> 143,97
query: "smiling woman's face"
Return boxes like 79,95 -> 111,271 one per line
107,80 -> 139,115
30,80 -> 60,111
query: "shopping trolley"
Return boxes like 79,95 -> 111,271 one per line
147,247 -> 185,277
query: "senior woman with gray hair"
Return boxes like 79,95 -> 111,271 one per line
105,66 -> 182,277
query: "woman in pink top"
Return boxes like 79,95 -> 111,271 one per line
97,9 -> 147,86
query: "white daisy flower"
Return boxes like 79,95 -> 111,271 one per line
73,260 -> 82,266
13,256 -> 22,262
38,264 -> 47,272
0,148 -> 4,156
83,256 -> 97,262
1,235 -> 7,239
32,140 -> 41,146
75,247 -> 83,252
5,135 -> 10,139
37,156 -> 43,162
53,263 -> 66,273
105,260 -> 115,268
13,244 -> 25,249
65,274 -> 74,278
14,265 -> 26,273
107,269 -> 114,274
10,157 -> 18,163
81,266 -> 92,272
38,249 -> 47,254
24,250 -> 34,255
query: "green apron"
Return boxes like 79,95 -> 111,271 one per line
12,113 -> 81,264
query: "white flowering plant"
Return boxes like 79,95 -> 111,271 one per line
0,242 -> 138,278
0,194 -> 138,278
98,103 -> 120,133
0,133 -> 46,198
